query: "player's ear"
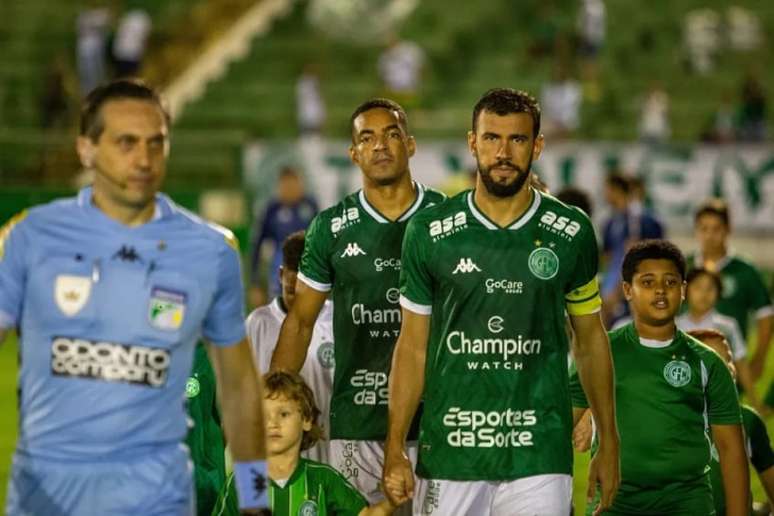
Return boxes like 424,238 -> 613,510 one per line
622,281 -> 633,301
532,133 -> 545,160
349,143 -> 360,166
76,136 -> 96,168
467,130 -> 476,156
302,417 -> 312,432
680,281 -> 687,302
406,135 -> 416,158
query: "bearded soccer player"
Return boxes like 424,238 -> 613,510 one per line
270,99 -> 446,509
0,80 -> 268,515
383,88 -> 619,515
247,230 -> 334,464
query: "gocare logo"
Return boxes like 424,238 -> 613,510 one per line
374,257 -> 401,272
485,278 -> 523,295
443,407 -> 537,448
331,207 -> 360,233
538,211 -> 581,240
429,212 -> 467,242
350,369 -> 388,406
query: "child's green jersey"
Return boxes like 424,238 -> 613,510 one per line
212,458 -> 368,516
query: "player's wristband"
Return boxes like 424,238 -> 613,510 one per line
233,460 -> 269,510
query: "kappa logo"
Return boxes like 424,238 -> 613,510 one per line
340,243 -> 366,258
452,258 -> 481,274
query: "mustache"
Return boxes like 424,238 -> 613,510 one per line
491,160 -> 521,171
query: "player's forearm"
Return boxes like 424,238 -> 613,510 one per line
753,316 -> 773,364
574,326 -> 617,443
735,359 -> 761,407
270,313 -> 314,372
361,499 -> 396,516
714,425 -> 750,516
758,467 -> 774,505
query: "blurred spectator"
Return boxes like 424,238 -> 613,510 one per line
727,6 -> 762,52
76,5 -> 111,96
577,0 -> 605,94
701,91 -> 736,144
40,56 -> 75,129
683,8 -> 721,75
737,72 -> 767,142
249,167 -> 318,307
529,2 -> 560,59
541,64 -> 582,139
556,186 -> 593,218
296,64 -> 326,136
639,82 -> 670,144
112,9 -> 152,77
378,35 -> 425,108
627,176 -> 665,241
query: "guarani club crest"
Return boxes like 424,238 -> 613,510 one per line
663,359 -> 691,387
528,246 -> 559,280
317,342 -> 335,369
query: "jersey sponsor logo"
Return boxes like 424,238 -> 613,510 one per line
373,257 -> 400,272
385,287 -> 401,304
663,360 -> 692,387
421,480 -> 441,514
528,247 -> 559,280
317,341 -> 335,369
54,274 -> 92,316
452,258 -> 481,274
149,287 -> 186,331
350,369 -> 388,405
340,242 -> 366,258
185,375 -> 200,398
51,337 -> 170,387
338,441 -> 360,480
351,303 -> 401,338
447,318 -> 541,370
429,212 -> 467,242
539,211 -> 581,240
331,207 -> 360,233
443,407 -> 536,448
487,316 -> 504,333
298,500 -> 318,516
484,278 -> 524,295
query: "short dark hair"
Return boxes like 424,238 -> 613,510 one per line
556,187 -> 593,217
686,267 -> 723,296
472,88 -> 541,137
605,172 -> 630,194
622,239 -> 687,283
694,198 -> 730,227
350,98 -> 409,140
80,79 -> 170,142
263,371 -> 322,450
281,231 -> 306,271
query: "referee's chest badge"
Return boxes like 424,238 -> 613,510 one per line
149,287 -> 186,331
54,275 -> 91,316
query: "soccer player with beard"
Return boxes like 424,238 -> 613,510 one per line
271,99 -> 445,511
383,88 -> 619,515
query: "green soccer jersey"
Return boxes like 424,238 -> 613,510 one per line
212,458 -> 368,516
709,404 -> 774,515
400,188 -> 602,481
688,252 -> 773,338
299,182 -> 445,440
570,323 -> 742,490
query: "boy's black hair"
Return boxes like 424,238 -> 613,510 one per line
622,239 -> 686,283
281,231 -> 305,271
686,267 -> 723,296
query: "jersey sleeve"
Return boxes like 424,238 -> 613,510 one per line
705,352 -> 743,425
297,213 -> 333,292
322,465 -> 369,515
564,213 -> 602,316
399,216 -> 433,315
202,235 -> 247,346
743,406 -> 774,472
0,211 -> 30,328
568,360 -> 590,409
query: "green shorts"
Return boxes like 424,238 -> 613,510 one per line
587,475 -> 714,516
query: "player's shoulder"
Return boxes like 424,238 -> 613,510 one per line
727,254 -> 764,275
741,403 -> 763,425
310,191 -> 362,235
535,191 -> 595,232
607,322 -> 632,345
245,303 -> 276,327
681,330 -> 723,363
417,182 -> 448,207
303,458 -> 348,481
410,188 -> 467,225
712,312 -> 740,332
164,196 -> 240,252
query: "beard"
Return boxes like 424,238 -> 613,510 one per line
476,153 -> 533,198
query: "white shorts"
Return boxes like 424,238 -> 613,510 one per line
329,439 -> 418,514
414,474 -> 572,516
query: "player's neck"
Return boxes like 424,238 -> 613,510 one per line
92,189 -> 155,227
688,306 -> 712,321
701,246 -> 727,264
473,180 -> 534,228
633,317 -> 676,341
362,172 -> 416,221
268,448 -> 300,480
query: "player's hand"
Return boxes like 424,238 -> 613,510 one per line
382,448 -> 414,507
587,437 -> 620,515
573,410 -> 594,452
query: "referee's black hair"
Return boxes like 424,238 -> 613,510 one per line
622,240 -> 687,284
80,79 -> 170,142
472,88 -> 541,138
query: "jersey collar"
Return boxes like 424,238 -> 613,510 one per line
271,297 -> 288,319
692,250 -> 732,272
466,188 -> 541,230
357,181 -> 425,223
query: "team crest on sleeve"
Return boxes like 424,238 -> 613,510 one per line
317,341 -> 335,369
528,248 -> 559,280
54,275 -> 92,316
663,360 -> 691,387
148,287 -> 186,331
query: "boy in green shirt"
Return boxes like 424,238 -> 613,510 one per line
213,371 -> 395,516
571,240 -> 749,515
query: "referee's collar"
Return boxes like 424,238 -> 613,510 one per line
77,186 -> 173,222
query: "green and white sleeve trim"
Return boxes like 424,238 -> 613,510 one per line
756,305 -> 774,320
297,271 -> 332,293
400,294 -> 432,315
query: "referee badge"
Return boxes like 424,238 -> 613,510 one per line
149,287 -> 186,331
54,275 -> 92,316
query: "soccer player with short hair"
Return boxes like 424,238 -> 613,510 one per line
247,230 -> 334,463
687,328 -> 774,514
689,199 -> 773,382
384,88 -> 619,515
214,371 -> 396,516
0,79 -> 268,515
571,240 -> 748,515
271,98 -> 446,508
